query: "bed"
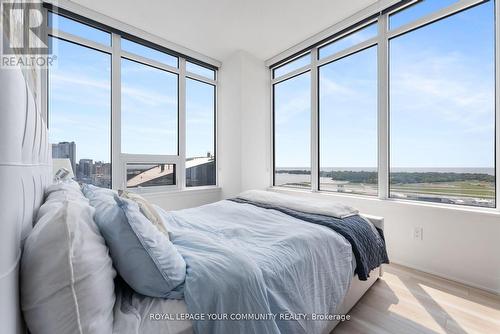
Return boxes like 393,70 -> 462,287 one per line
1,31 -> 388,334
112,199 -> 386,334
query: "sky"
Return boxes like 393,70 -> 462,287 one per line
274,0 -> 495,170
48,1 -> 495,170
48,13 -> 215,163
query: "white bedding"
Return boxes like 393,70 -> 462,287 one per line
238,190 -> 358,218
113,282 -> 193,334
113,198 -> 358,334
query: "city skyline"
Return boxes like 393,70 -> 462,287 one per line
52,140 -> 216,188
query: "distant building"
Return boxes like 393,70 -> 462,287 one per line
94,161 -> 111,177
186,157 -> 216,187
52,142 -> 76,173
79,159 -> 93,178
93,162 -> 111,188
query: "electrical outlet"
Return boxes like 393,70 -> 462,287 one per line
413,227 -> 423,241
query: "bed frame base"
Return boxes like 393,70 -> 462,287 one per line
328,266 -> 382,333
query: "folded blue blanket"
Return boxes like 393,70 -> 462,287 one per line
230,198 -> 389,280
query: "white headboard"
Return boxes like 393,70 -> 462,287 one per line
0,38 -> 51,333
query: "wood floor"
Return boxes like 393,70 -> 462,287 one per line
333,264 -> 500,334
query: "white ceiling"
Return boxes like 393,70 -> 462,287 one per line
70,0 -> 377,61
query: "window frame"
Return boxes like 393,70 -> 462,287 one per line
45,8 -> 218,193
317,44 -> 379,196
272,69 -> 313,189
270,0 -> 499,211
184,76 -> 217,188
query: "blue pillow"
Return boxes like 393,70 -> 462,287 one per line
82,185 -> 186,298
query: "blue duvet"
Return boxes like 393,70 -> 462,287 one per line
160,200 -> 355,334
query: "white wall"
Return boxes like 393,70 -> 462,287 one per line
216,50 -> 272,198
217,51 -> 243,198
240,53 -> 272,192
233,51 -> 500,294
142,188 -> 222,211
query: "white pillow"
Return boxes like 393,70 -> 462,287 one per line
21,196 -> 116,334
43,180 -> 86,204
118,190 -> 169,237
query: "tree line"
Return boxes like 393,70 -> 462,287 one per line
275,170 -> 494,184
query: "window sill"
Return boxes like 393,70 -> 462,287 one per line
269,186 -> 500,217
128,185 -> 221,198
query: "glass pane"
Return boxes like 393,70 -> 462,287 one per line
121,58 -> 178,155
49,37 -> 111,188
389,0 -> 460,30
274,72 -> 311,188
319,46 -> 378,196
273,53 -> 310,78
389,2 -> 495,208
48,12 -> 111,46
121,39 -> 178,67
319,23 -> 377,59
126,163 -> 176,188
186,79 -> 216,187
186,61 -> 215,80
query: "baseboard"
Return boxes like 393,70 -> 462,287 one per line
389,260 -> 500,296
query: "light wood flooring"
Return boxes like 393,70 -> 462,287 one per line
333,264 -> 500,334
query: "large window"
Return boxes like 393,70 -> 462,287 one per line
271,0 -> 497,209
121,58 -> 178,155
389,1 -> 495,207
273,72 -> 311,188
47,12 -> 217,191
48,37 -> 112,188
186,78 -> 216,187
319,46 -> 378,196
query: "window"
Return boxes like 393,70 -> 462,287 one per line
48,37 -> 112,188
319,46 -> 378,196
389,1 -> 495,207
274,72 -> 311,188
271,0 -> 497,208
319,23 -> 377,59
186,78 -> 216,187
273,53 -> 310,78
47,11 -> 218,191
126,163 -> 176,188
186,61 -> 216,80
121,58 -> 178,155
48,12 -> 111,46
389,0 -> 459,30
121,38 -> 178,67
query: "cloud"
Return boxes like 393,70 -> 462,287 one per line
50,73 -> 110,90
274,91 -> 310,125
319,77 -> 356,96
122,85 -> 177,109
391,49 -> 494,133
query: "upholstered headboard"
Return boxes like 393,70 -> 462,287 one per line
0,36 -> 51,333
